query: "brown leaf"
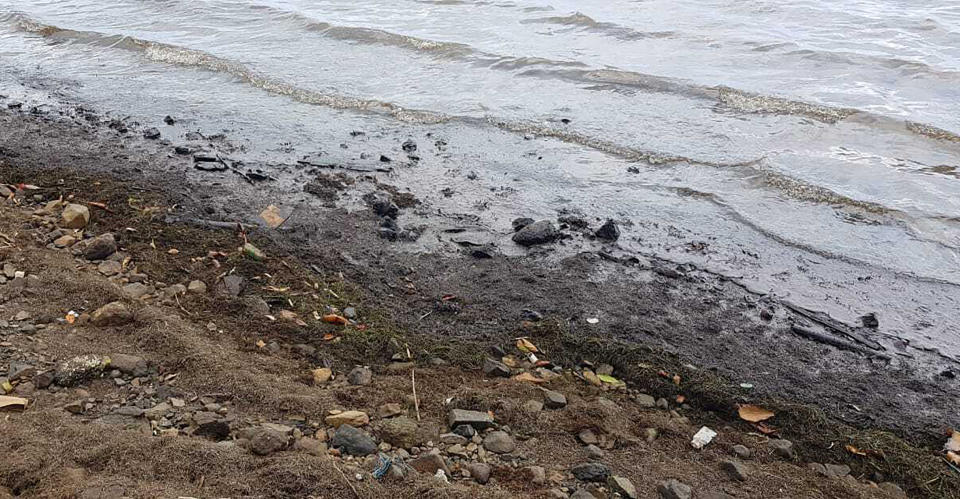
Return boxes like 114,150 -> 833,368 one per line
512,372 -> 546,384
947,451 -> 960,465
259,205 -> 286,228
738,404 -> 775,423
516,338 -> 539,353
754,422 -> 778,435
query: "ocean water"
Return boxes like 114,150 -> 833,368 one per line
1,0 -> 958,356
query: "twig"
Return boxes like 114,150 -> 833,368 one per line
407,346 -> 421,422
418,310 -> 433,321
329,459 -> 360,498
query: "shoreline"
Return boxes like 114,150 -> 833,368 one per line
0,103 -> 957,497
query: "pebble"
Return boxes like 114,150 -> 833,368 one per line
409,451 -> 449,475
524,465 -> 546,485
312,367 -> 332,385
522,399 -> 544,413
578,429 -> 599,445
121,283 -> 151,300
636,394 -> 656,408
331,424 -> 377,456
97,260 -> 122,276
645,428 -> 659,442
585,444 -> 605,459
452,424 -> 477,438
595,220 -> 620,241
377,402 -> 403,418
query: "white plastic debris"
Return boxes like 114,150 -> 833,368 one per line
434,469 -> 449,483
586,317 -> 599,324
691,426 -> 717,450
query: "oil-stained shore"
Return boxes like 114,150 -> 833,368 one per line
0,101 -> 958,497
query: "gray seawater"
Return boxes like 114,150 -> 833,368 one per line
1,1 -> 959,357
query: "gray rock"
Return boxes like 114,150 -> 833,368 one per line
331,424 -> 377,456
542,389 -> 567,409
448,409 -> 494,430
635,393 -> 656,408
570,490 -> 597,499
824,464 -> 851,478
379,416 -> 419,449
83,233 -> 117,260
511,217 -> 535,232
7,361 -> 35,381
452,424 -> 477,438
439,433 -> 468,445
33,371 -> 54,389
720,460 -> 748,481
347,366 -> 373,386
220,275 -> 244,297
91,302 -> 133,326
109,354 -> 148,377
121,283 -> 151,300
571,462 -> 610,482
364,191 -> 399,218
249,427 -> 288,455
524,465 -> 546,485
187,280 -> 207,294
143,402 -> 171,420
608,476 -> 638,498
143,127 -> 161,139
482,358 -> 511,377
97,260 -> 122,276
522,399 -> 544,413
61,204 -> 90,229
731,444 -> 752,459
483,431 -> 516,454
467,462 -> 491,484
658,479 -> 692,499
116,406 -> 144,417
512,220 -> 559,246
578,429 -> 599,445
769,439 -> 794,459
595,220 -> 620,241
585,444 -> 605,459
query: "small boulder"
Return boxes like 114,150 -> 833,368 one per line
542,389 -> 567,409
658,479 -> 692,499
467,462 -> 491,484
331,424 -> 377,456
187,280 -> 207,294
379,416 -> 419,449
108,354 -> 148,377
512,220 -> 559,246
595,220 -> 620,241
91,302 -> 133,327
347,366 -> 373,386
249,427 -> 288,455
54,355 -> 108,386
448,409 -> 494,430
220,275 -> 244,297
409,451 -> 449,475
731,444 -> 752,459
325,410 -> 369,428
571,462 -> 610,482
83,233 -> 117,260
61,204 -> 90,229
482,358 -> 511,377
608,476 -> 638,499
143,127 -> 161,139
482,431 -> 516,454
768,438 -> 794,459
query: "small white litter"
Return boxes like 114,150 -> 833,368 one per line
691,426 -> 717,450
586,317 -> 599,324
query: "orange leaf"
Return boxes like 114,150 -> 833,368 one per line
738,404 -> 775,423
322,314 -> 348,325
516,338 -> 539,353
672,374 -> 681,386
947,451 -> 960,465
676,395 -> 686,404
754,422 -> 778,435
845,444 -> 867,456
